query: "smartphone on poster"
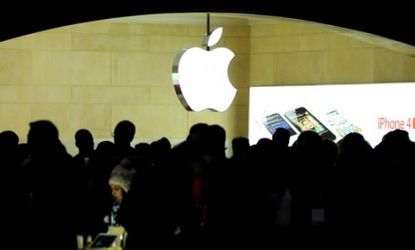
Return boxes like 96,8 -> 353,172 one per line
325,109 -> 362,138
284,107 -> 336,141
263,112 -> 297,136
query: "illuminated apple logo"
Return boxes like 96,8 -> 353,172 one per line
172,27 -> 237,112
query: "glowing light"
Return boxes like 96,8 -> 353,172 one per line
172,27 -> 236,112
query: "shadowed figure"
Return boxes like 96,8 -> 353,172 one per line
113,120 -> 136,158
374,129 -> 415,234
192,124 -> 232,244
117,140 -> 173,248
330,132 -> 379,237
0,130 -> 20,173
73,129 -> 94,229
22,120 -> 80,250
270,128 -> 292,228
83,140 -> 117,238
164,123 -> 210,245
272,127 -> 290,149
289,131 -> 328,231
1,130 -> 23,244
74,129 -> 94,159
231,136 -> 250,160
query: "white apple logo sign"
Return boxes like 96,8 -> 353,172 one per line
172,27 -> 237,112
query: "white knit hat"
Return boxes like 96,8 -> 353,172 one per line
109,158 -> 135,192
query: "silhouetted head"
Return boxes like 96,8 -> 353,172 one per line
27,120 -> 61,154
339,132 -> 371,155
293,130 -> 322,153
0,130 -> 19,151
113,120 -> 135,147
200,124 -> 227,159
135,142 -> 151,157
209,124 -> 226,146
150,137 -> 171,156
257,137 -> 273,147
231,137 -> 250,158
157,137 -> 171,150
75,129 -> 94,155
382,129 -> 410,144
185,123 -> 209,156
186,123 -> 209,144
95,140 -> 115,156
272,127 -> 290,147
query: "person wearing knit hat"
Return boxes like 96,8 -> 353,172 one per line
107,158 -> 135,226
108,158 -> 135,202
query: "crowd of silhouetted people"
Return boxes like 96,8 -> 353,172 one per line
1,120 -> 414,249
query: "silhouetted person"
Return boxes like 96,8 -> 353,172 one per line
0,130 -> 18,151
374,129 -> 415,233
73,129 -> 99,241
330,132 -> 379,236
270,128 -> 292,228
118,144 -> 173,248
237,138 -> 281,241
290,131 -> 327,231
83,140 -> 116,239
272,127 -> 290,149
96,140 -> 115,155
22,120 -> 79,250
74,129 -> 94,158
0,130 -> 22,244
0,130 -> 20,175
135,142 -> 151,160
150,137 -> 171,158
231,136 -> 249,160
113,120 -> 135,158
195,124 -> 232,244
168,123 -> 210,244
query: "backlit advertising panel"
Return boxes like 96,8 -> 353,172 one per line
249,83 -> 415,146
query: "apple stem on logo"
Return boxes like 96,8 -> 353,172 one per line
206,13 -> 211,50
202,27 -> 223,51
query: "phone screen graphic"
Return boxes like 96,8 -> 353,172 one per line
263,113 -> 297,136
284,107 -> 336,140
325,109 -> 361,138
